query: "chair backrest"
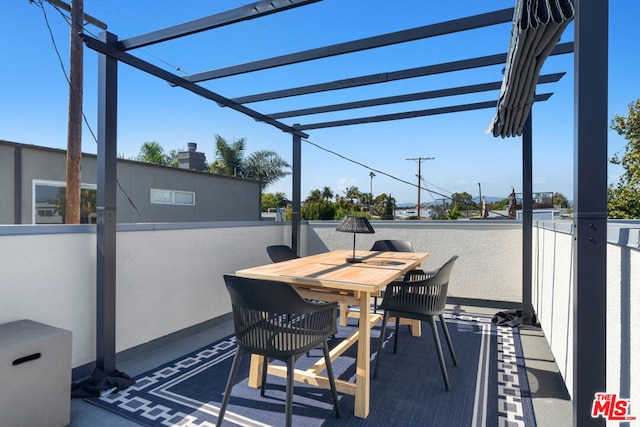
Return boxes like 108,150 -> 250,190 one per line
384,255 -> 458,316
223,275 -> 337,356
266,245 -> 299,263
370,239 -> 414,252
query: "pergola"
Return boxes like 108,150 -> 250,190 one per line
81,1 -> 607,425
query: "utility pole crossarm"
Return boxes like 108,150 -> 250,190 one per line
44,0 -> 107,30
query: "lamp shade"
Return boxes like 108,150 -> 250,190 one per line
336,216 -> 375,263
335,216 -> 375,234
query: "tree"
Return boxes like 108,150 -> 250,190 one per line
166,149 -> 180,168
274,192 -> 289,208
261,193 -> 279,211
209,134 -> 290,191
243,150 -> 291,190
451,192 -> 474,210
306,189 -> 322,203
372,193 -> 396,219
321,186 -> 334,201
445,206 -> 463,220
210,134 -> 245,176
301,200 -> 336,220
137,141 -> 169,165
553,192 -> 569,209
344,186 -> 360,206
262,192 -> 290,211
609,98 -> 640,218
359,191 -> 373,208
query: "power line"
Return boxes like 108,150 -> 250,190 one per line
302,139 -> 449,200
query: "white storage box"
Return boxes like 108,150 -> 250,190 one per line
0,320 -> 72,427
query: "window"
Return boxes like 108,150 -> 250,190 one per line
150,189 -> 195,206
33,180 -> 97,224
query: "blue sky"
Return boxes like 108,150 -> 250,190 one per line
2,1 -> 638,204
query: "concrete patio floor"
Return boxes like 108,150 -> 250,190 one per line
69,304 -> 572,426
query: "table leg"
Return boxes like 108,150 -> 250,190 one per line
247,354 -> 264,388
339,303 -> 349,326
354,292 -> 371,418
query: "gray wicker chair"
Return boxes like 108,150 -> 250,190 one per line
266,245 -> 299,263
373,255 -> 459,391
370,240 -> 415,311
217,275 -> 341,427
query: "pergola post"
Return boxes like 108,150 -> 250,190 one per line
96,31 -> 118,374
522,112 -> 534,323
291,130 -> 302,255
573,0 -> 608,425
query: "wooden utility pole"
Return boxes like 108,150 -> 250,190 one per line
406,157 -> 434,220
65,0 -> 84,223
49,0 -> 105,223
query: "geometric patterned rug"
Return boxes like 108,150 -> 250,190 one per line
87,313 -> 535,426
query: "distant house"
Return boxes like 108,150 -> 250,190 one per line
0,140 -> 261,224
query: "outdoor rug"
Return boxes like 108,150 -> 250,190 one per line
87,313 -> 535,426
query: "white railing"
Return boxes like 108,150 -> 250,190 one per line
533,220 -> 640,408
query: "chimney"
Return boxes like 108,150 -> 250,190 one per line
177,142 -> 206,171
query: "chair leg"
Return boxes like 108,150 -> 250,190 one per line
428,316 -> 451,391
439,313 -> 458,366
322,341 -> 342,418
260,356 -> 268,396
216,348 -> 244,427
285,356 -> 295,427
373,311 -> 390,379
393,317 -> 400,354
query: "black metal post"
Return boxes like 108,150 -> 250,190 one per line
291,131 -> 302,255
96,31 -> 118,374
522,113 -> 534,323
573,0 -> 608,425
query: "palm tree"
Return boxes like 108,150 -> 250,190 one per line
274,192 -> 289,208
344,186 -> 360,206
137,141 -> 168,165
210,135 -> 290,191
322,186 -> 334,201
306,189 -> 322,203
210,134 -> 245,176
243,150 -> 291,190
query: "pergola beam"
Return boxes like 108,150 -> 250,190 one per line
297,94 -> 552,130
232,42 -> 573,104
269,72 -> 565,119
81,33 -> 308,138
183,8 -> 515,82
118,0 -> 321,51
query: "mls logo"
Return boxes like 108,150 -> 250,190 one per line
591,393 -> 636,421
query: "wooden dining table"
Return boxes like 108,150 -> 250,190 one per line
235,249 -> 429,419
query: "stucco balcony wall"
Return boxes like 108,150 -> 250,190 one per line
1,218 -> 637,404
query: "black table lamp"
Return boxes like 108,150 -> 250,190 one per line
336,215 -> 375,263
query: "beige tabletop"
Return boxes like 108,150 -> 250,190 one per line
235,249 -> 428,419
